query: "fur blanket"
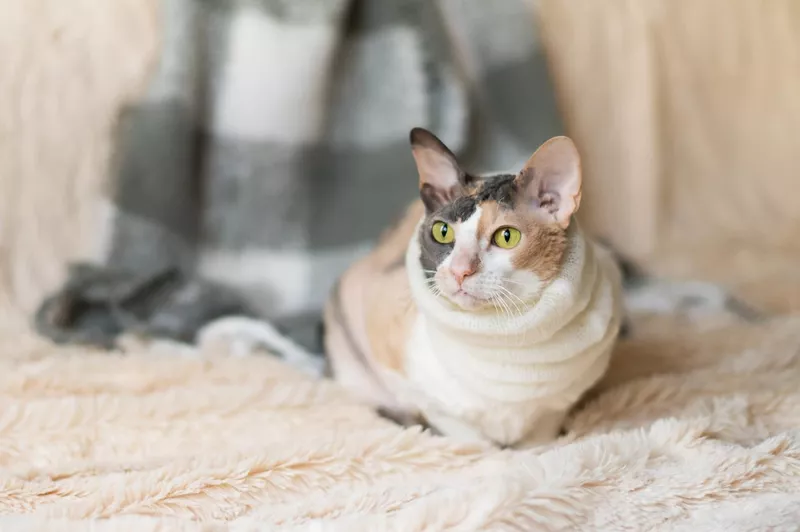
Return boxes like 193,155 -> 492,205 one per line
1,314 -> 800,530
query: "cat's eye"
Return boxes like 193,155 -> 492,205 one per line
431,221 -> 454,244
493,226 -> 521,249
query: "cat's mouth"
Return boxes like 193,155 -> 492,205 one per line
430,274 -> 493,310
447,288 -> 489,310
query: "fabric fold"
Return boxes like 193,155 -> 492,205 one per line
32,0 -> 563,351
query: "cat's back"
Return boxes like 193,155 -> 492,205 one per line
323,200 -> 423,408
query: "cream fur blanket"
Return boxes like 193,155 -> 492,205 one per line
2,315 -> 800,530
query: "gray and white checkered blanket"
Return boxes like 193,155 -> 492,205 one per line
34,0 -> 563,351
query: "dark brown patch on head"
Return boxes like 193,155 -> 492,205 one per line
433,174 -> 520,235
474,174 -> 517,206
440,193 -> 477,222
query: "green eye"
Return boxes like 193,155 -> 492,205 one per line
493,226 -> 521,249
431,221 -> 454,244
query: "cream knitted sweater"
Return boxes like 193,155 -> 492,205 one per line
387,221 -> 623,447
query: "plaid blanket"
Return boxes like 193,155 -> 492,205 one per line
34,0 -> 563,351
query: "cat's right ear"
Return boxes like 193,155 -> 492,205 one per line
410,128 -> 464,211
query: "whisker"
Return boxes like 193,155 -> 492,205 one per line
495,285 -> 527,317
494,291 -> 512,322
498,293 -> 519,319
476,280 -> 526,318
490,293 -> 508,324
495,284 -> 526,304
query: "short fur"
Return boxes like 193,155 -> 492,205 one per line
324,128 -> 611,445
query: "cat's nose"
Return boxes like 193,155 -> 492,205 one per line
451,265 -> 476,286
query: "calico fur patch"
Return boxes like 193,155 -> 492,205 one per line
417,173 -> 569,283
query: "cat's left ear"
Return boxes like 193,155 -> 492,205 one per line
516,136 -> 582,229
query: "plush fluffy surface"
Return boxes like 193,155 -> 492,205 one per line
0,313 -> 799,530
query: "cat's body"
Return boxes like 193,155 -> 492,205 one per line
195,129 -> 765,449
324,129 -> 623,447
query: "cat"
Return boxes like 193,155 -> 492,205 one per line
196,128 -> 765,449
322,128 -> 624,448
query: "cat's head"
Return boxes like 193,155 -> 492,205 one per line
410,127 -> 582,311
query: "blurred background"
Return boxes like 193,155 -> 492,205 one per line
2,0 -> 800,350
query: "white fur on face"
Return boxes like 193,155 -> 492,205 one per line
433,207 -> 544,311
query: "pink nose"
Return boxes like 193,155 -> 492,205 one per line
450,265 -> 476,286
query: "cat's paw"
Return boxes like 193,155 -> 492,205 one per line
197,316 -> 326,376
197,316 -> 268,357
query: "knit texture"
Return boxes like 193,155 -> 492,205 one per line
387,221 -> 623,445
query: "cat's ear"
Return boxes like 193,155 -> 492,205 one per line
410,127 -> 465,211
516,136 -> 582,229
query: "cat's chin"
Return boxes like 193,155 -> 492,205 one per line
444,290 -> 491,311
